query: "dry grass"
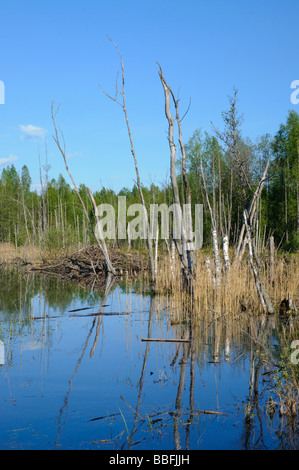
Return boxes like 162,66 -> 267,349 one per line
0,242 -> 85,265
154,250 -> 298,319
0,242 -> 43,264
150,249 -> 299,423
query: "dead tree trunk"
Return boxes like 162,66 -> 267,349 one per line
99,36 -> 155,282
158,64 -> 195,283
200,159 -> 221,288
222,235 -> 231,273
51,102 -> 116,276
269,235 -> 275,285
172,88 -> 196,274
243,209 -> 274,314
235,159 -> 270,262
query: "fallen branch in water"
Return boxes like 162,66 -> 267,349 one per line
192,409 -> 225,416
70,311 -> 130,317
141,338 -> 190,343
88,412 -> 121,422
120,395 -> 145,421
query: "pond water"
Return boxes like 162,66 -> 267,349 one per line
0,267 -> 297,450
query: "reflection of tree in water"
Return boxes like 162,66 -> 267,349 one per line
2,266 -> 298,449
0,267 -> 118,370
0,267 -> 113,320
54,274 -> 115,448
124,303 -> 299,450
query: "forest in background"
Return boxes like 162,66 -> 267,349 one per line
0,107 -> 298,255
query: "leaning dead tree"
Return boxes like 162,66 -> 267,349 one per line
234,159 -> 270,262
234,158 -> 274,313
243,207 -> 274,314
51,101 -> 116,276
240,160 -> 274,314
99,36 -> 156,283
158,64 -> 196,285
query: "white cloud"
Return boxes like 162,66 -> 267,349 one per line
20,124 -> 47,140
0,154 -> 18,166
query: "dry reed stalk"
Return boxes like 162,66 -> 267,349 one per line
154,251 -> 298,321
0,242 -> 44,264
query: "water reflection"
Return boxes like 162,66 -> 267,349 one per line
0,267 -> 298,450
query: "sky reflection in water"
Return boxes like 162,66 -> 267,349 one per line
0,268 -> 295,450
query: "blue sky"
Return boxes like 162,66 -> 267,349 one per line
0,0 -> 298,193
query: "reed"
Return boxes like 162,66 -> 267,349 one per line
150,249 -> 299,420
153,250 -> 298,320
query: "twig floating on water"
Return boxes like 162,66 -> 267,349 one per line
141,338 -> 190,343
68,307 -> 94,313
88,412 -> 121,422
70,312 -> 130,317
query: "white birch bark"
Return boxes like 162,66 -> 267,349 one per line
205,256 -> 213,286
222,235 -> 231,272
212,229 -> 221,289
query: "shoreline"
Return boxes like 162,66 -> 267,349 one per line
0,242 -> 150,289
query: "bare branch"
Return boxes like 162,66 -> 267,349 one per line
180,97 -> 191,123
100,36 -> 156,281
51,100 -> 116,275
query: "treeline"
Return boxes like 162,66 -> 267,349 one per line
0,109 -> 298,253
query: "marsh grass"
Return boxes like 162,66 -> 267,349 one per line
153,250 -> 298,319
0,242 -> 43,264
0,241 -> 83,265
143,249 -> 298,427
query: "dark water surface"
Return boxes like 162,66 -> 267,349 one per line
0,267 -> 297,450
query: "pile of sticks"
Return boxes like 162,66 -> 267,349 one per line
31,245 -> 149,288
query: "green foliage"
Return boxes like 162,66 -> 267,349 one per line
268,110 -> 299,250
0,110 -> 298,252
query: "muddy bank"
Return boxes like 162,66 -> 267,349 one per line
28,244 -> 149,289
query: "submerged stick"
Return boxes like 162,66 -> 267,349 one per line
70,312 -> 130,317
120,396 -> 144,421
141,338 -> 190,343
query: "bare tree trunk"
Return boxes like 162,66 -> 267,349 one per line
99,36 -> 155,282
212,229 -> 221,289
218,154 -> 223,238
88,189 -> 116,275
173,89 -> 196,274
235,160 -> 270,262
200,159 -> 221,288
222,235 -> 231,272
154,225 -> 159,277
158,64 -> 194,281
269,235 -> 275,285
38,150 -> 46,234
205,257 -> 214,292
21,187 -> 31,243
51,102 -> 116,276
244,210 -> 274,314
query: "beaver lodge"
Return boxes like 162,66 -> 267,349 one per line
30,245 -> 149,290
